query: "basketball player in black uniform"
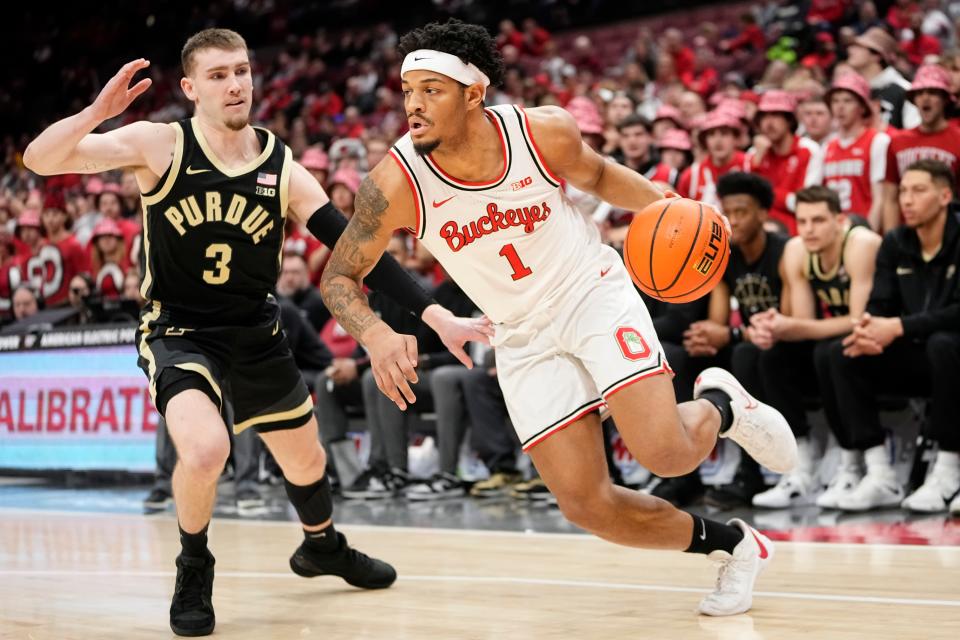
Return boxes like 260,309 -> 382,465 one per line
748,185 -> 880,508
24,29 -> 491,637
681,172 -> 789,507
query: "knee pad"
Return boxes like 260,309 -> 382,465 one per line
284,474 -> 333,525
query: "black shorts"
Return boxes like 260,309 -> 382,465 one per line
136,298 -> 313,434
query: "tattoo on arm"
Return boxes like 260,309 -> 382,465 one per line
320,177 -> 390,339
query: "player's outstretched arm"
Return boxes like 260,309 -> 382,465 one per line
319,165 -> 421,410
525,106 -> 667,212
23,59 -> 169,176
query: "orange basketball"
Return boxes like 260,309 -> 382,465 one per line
624,197 -> 729,303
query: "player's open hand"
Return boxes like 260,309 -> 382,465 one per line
422,304 -> 495,369
363,323 -> 420,410
90,59 -> 152,123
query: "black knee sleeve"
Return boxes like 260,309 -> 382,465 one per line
284,474 -> 333,525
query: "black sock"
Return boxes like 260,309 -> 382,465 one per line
303,522 -> 340,553
683,515 -> 744,555
179,523 -> 209,557
699,389 -> 734,434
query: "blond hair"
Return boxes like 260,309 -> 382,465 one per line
181,28 -> 248,76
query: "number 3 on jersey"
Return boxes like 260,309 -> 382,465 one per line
499,243 -> 532,281
203,243 -> 232,285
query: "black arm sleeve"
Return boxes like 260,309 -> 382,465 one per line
865,232 -> 901,318
306,202 -> 436,317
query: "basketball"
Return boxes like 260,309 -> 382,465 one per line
624,197 -> 729,303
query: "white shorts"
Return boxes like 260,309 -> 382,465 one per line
492,246 -> 671,451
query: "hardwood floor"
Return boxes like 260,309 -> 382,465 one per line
2,509 -> 958,639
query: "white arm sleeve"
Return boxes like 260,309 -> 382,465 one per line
870,132 -> 891,184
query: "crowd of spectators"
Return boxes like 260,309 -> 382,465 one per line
5,1 -> 960,516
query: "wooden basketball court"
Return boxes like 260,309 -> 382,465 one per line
2,509 -> 958,639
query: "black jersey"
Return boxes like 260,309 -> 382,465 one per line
805,225 -> 857,319
139,118 -> 291,325
723,232 -> 788,324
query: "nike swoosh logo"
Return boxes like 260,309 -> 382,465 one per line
186,166 -> 211,175
414,56 -> 430,61
699,519 -> 707,541
896,267 -> 913,275
600,266 -> 612,278
433,195 -> 456,208
750,529 -> 769,559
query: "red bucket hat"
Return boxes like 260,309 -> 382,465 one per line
907,65 -> 954,103
826,73 -> 873,116
658,128 -> 692,151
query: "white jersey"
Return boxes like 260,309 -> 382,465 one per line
390,104 -> 601,324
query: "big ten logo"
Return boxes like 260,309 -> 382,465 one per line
256,186 -> 276,197
693,220 -> 723,275
511,176 -> 533,191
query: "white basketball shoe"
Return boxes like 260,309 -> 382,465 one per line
837,471 -> 904,511
694,368 -> 798,474
902,456 -> 960,513
816,466 -> 862,509
698,518 -> 774,616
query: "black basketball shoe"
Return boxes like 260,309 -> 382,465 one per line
290,532 -> 397,589
170,552 -> 215,637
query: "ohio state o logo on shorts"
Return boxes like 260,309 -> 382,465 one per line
615,327 -> 651,361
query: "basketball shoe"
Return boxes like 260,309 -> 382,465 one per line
901,453 -> 960,513
698,518 -> 773,616
170,551 -> 215,636
816,450 -> 863,509
290,531 -> 397,589
837,445 -> 903,511
949,492 -> 960,516
753,438 -> 817,508
694,368 -> 798,474
406,472 -> 466,501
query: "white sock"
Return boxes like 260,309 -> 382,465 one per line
864,445 -> 893,476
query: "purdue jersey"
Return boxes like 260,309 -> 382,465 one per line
805,225 -> 860,318
139,118 -> 291,324
390,105 -> 601,324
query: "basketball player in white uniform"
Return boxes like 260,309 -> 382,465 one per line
321,20 -> 799,616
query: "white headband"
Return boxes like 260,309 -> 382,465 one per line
401,49 -> 490,95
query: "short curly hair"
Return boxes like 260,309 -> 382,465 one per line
717,172 -> 774,210
398,19 -> 505,88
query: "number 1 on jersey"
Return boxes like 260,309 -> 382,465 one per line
499,243 -> 532,281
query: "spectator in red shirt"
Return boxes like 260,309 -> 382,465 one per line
496,19 -> 524,51
300,147 -> 330,189
650,129 -> 693,187
886,0 -> 921,31
746,91 -> 824,234
823,73 -> 891,228
329,168 -> 360,219
521,18 -> 551,56
95,188 -> 140,252
681,47 -> 719,99
39,192 -> 89,306
89,218 -> 130,299
900,12 -> 942,66
801,32 -> 838,73
883,65 -> 960,230
807,0 -> 851,25
678,111 -> 746,207
721,13 -> 766,53
662,28 -> 695,79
